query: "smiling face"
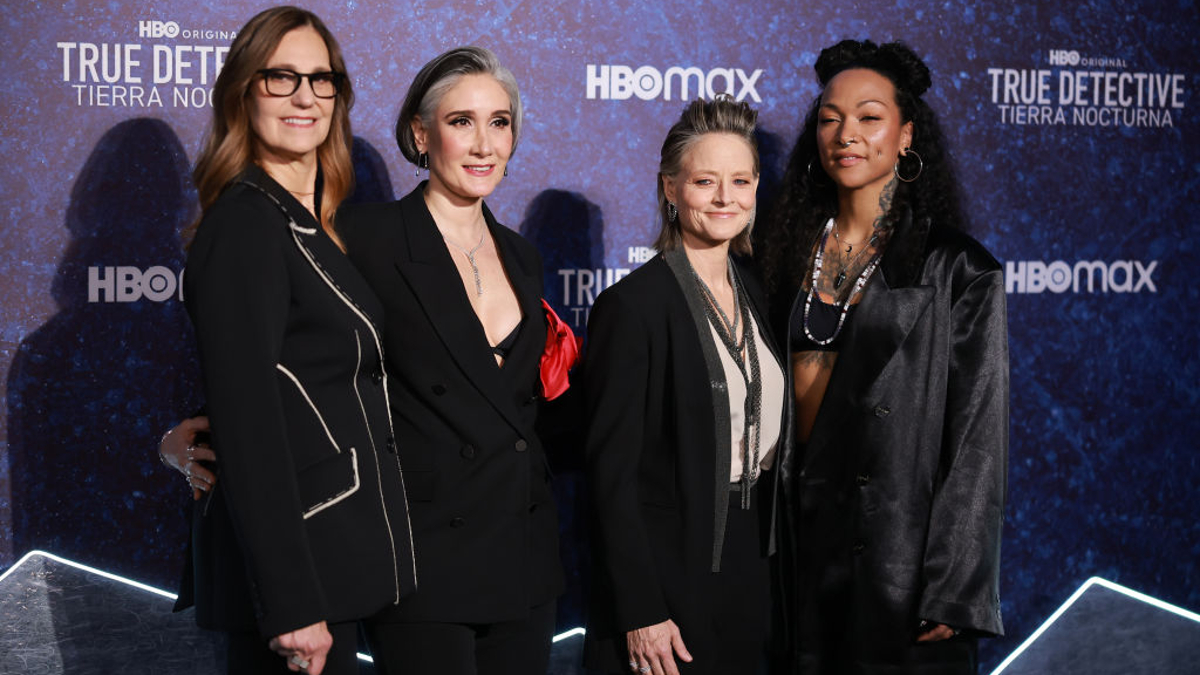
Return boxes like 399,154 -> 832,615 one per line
412,73 -> 514,204
248,26 -> 334,167
816,68 -> 913,195
663,132 -> 759,251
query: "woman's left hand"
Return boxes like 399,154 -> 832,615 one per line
916,621 -> 957,642
158,416 -> 217,500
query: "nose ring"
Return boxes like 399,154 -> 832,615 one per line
840,138 -> 854,148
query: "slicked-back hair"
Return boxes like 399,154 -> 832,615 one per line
654,96 -> 760,255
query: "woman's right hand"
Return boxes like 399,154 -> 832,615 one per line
269,621 -> 333,674
626,619 -> 693,675
158,416 -> 218,500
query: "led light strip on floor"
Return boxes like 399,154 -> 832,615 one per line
988,576 -> 1200,675
1,550 -> 588,664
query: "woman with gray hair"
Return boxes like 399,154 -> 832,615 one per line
338,45 -> 566,674
583,96 -> 788,675
162,45 -> 569,674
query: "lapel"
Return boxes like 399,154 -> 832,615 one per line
392,187 -> 537,431
802,209 -> 934,473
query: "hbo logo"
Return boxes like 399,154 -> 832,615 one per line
1048,49 -> 1080,66
138,20 -> 180,39
88,266 -> 184,303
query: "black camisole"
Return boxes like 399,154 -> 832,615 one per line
790,293 -> 859,353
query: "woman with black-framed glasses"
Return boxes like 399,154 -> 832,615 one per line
178,7 -> 416,674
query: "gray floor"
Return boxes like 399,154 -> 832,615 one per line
994,579 -> 1200,675
0,552 -> 583,675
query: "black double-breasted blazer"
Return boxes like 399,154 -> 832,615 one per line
781,212 -> 1008,670
581,251 -> 787,672
182,167 -> 417,638
338,185 -> 564,624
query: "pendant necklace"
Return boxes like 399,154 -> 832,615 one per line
444,229 -> 486,296
830,220 -> 879,290
803,219 -> 882,346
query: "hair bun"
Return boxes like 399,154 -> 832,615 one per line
815,39 -> 931,96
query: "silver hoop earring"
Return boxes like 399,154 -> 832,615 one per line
894,149 -> 923,183
415,152 -> 428,177
667,202 -> 678,222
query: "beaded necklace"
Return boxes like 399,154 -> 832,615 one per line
802,218 -> 882,346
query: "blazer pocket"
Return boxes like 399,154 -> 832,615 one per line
299,448 -> 360,518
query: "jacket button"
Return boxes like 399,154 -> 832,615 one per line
873,405 -> 891,418
432,384 -> 446,396
856,474 -> 871,486
852,542 -> 866,554
450,517 -> 465,528
385,436 -> 396,453
460,445 -> 476,459
371,369 -> 383,385
515,439 -> 528,452
528,502 -> 539,513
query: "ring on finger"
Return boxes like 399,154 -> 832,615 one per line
629,662 -> 638,672
289,654 -> 310,669
639,667 -> 650,674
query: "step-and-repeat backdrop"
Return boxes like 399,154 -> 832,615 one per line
1,1 -> 1196,668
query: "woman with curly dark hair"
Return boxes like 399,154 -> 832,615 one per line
757,40 -> 1008,674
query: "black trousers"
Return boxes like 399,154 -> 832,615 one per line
365,600 -> 557,675
223,621 -> 360,675
593,479 -> 773,675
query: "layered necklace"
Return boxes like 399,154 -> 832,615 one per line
443,228 -> 486,296
802,218 -> 882,346
690,256 -> 762,508
830,220 -> 877,289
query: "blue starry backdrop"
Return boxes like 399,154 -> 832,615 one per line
1,0 -> 1196,669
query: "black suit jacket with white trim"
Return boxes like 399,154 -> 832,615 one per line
182,166 -> 416,638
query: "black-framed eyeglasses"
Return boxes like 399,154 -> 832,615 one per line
256,68 -> 345,98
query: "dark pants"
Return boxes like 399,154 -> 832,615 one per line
224,621 -> 360,675
592,478 -> 773,675
365,600 -> 556,675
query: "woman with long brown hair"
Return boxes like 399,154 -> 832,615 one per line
180,7 -> 416,673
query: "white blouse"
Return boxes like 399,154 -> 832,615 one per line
709,312 -> 786,483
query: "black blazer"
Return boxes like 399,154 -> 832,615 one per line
581,251 -> 786,672
182,167 -> 417,638
783,211 -> 1008,666
339,185 -> 564,624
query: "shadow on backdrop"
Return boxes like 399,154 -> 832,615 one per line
519,189 -> 606,637
5,118 -> 203,591
348,136 -> 395,205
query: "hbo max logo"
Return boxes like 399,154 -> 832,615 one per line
88,266 -> 183,303
1005,260 -> 1157,294
138,20 -> 180,38
586,64 -> 762,102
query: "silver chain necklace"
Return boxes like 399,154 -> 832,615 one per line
689,257 -> 763,508
830,220 -> 878,289
443,229 -> 486,296
803,219 -> 881,346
